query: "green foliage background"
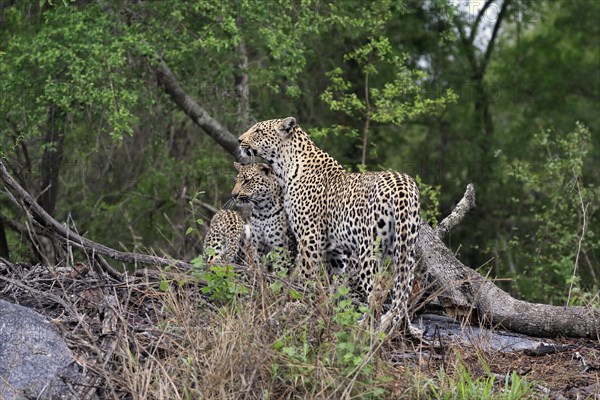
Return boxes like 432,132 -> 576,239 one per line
1,0 -> 598,304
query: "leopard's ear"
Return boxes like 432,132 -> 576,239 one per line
277,117 -> 297,138
233,162 -> 242,171
258,163 -> 272,176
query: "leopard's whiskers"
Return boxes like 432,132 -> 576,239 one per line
223,198 -> 235,210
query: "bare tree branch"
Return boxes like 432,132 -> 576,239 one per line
155,59 -> 242,159
468,0 -> 497,44
0,160 -> 191,272
435,183 -> 476,238
455,17 -> 479,72
456,0 -> 511,78
481,0 -> 511,74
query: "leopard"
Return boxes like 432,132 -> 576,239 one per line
238,117 -> 421,332
231,162 -> 296,268
203,209 -> 249,264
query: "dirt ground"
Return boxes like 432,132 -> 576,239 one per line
399,334 -> 600,399
480,337 -> 600,399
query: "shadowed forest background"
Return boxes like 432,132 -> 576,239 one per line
1,0 -> 598,305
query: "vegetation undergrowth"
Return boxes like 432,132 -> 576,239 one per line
425,354 -> 540,400
497,123 -> 599,305
128,256 -> 546,400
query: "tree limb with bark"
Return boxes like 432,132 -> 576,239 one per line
155,59 -> 242,159
420,184 -> 599,339
0,161 -> 191,275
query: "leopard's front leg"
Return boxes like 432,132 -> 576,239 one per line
288,210 -> 328,282
292,231 -> 326,281
285,179 -> 329,281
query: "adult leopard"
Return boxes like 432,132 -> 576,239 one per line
238,117 -> 421,332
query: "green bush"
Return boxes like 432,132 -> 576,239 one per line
499,123 -> 599,304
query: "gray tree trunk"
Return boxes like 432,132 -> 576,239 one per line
155,59 -> 242,159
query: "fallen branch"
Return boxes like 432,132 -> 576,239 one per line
0,161 -> 191,271
419,184 -> 600,339
419,184 -> 477,314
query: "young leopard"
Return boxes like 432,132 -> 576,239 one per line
231,162 -> 296,267
203,209 -> 249,264
238,117 -> 421,332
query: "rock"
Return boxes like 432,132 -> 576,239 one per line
0,299 -> 91,400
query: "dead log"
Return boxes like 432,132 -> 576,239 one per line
420,184 -> 600,340
0,161 -> 191,273
434,183 -> 476,239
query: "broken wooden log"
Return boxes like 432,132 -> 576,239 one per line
420,184 -> 599,339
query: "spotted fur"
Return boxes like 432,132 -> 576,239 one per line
238,117 -> 421,331
232,162 -> 296,266
204,209 -> 248,264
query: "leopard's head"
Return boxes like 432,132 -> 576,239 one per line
237,117 -> 298,163
231,162 -> 277,206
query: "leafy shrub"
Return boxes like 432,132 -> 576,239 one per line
499,123 -> 599,304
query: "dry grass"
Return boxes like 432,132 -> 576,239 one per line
1,258 -> 597,399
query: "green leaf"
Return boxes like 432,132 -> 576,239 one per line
270,280 -> 284,294
159,280 -> 169,292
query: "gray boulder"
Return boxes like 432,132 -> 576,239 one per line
0,299 -> 89,399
